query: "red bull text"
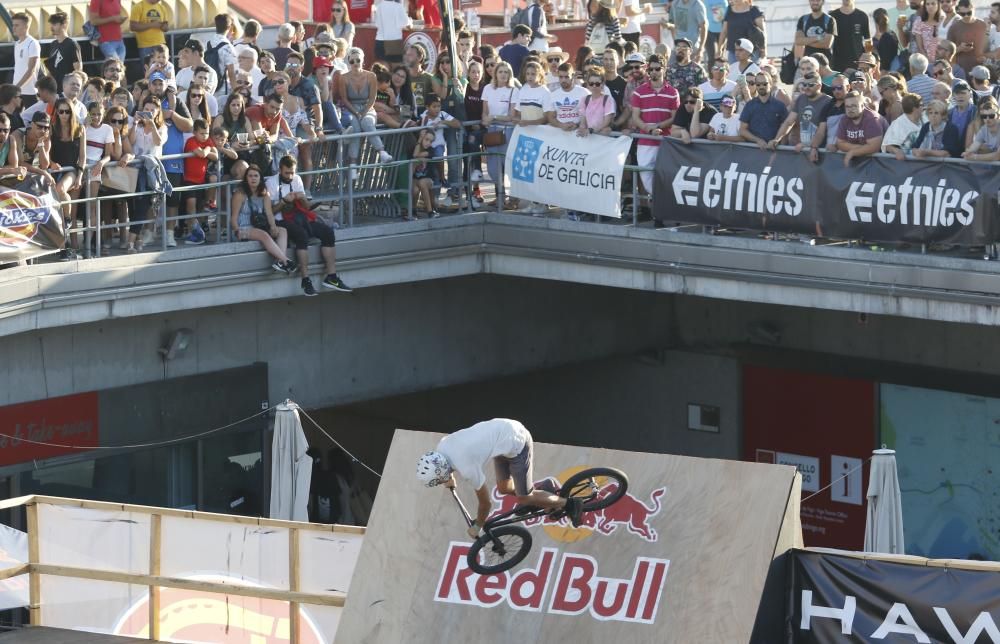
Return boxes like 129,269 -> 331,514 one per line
435,544 -> 669,623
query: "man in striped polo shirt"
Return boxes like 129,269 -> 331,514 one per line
629,54 -> 680,200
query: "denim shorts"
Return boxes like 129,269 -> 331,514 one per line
493,437 -> 533,497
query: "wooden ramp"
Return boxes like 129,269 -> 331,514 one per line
336,429 -> 803,644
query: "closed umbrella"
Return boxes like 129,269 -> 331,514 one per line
864,448 -> 905,554
269,401 -> 312,522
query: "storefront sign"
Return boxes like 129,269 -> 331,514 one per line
0,392 -> 99,465
653,139 -> 999,245
791,549 -> 1000,644
506,125 -> 632,218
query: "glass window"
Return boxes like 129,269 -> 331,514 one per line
201,431 -> 263,517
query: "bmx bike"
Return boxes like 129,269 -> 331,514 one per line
451,467 -> 629,575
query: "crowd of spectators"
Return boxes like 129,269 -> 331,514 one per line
3,0 -> 1000,274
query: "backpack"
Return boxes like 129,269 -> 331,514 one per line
511,3 -> 541,36
583,93 -> 614,117
204,39 -> 228,93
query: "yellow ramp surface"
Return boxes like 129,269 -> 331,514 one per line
337,429 -> 802,644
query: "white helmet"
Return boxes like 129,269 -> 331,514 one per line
416,451 -> 452,487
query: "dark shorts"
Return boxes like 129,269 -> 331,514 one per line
182,179 -> 205,205
166,173 -> 184,207
494,436 -> 533,497
375,39 -> 403,63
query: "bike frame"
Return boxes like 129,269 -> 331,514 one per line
449,487 -> 561,538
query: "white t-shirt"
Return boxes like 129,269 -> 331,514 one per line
265,173 -> 305,220
176,65 -> 219,95
421,109 -> 454,148
481,84 -> 518,121
373,0 -> 411,40
514,83 -> 552,121
436,419 -> 530,490
708,111 -> 741,137
549,85 -> 590,124
621,0 -> 644,35
14,36 -> 41,96
881,114 -> 922,153
132,123 -> 169,157
84,123 -> 114,162
990,24 -> 1000,52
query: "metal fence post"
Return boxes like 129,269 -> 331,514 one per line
160,194 -> 168,251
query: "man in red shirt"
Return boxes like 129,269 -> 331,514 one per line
246,93 -> 291,143
87,0 -> 126,61
181,118 -> 218,245
629,54 -> 680,207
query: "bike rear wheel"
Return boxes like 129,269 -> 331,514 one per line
559,467 -> 629,512
466,525 -> 533,575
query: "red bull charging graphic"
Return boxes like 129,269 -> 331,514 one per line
434,466 -> 670,624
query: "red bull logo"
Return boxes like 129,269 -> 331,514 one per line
488,469 -> 667,544
435,543 -> 669,623
0,188 -> 54,249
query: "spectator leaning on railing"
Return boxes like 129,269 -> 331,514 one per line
836,90 -> 885,166
961,96 -> 1000,160
671,87 -> 716,142
630,54 -> 678,200
771,71 -> 831,160
882,92 -> 923,158
739,72 -> 788,150
913,98 -> 964,157
706,95 -> 742,140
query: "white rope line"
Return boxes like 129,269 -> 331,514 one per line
297,407 -> 383,479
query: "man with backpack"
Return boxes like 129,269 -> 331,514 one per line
512,0 -> 552,52
795,0 -> 837,61
206,14 -> 238,99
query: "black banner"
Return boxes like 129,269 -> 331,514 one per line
790,549 -> 1000,643
653,139 -> 999,246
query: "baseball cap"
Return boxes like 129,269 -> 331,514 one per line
312,56 -> 334,70
674,37 -> 692,47
182,39 -> 204,54
31,112 -> 51,125
971,65 -> 991,81
954,79 -> 971,92
625,53 -> 645,64
314,32 -> 333,45
149,70 -> 167,82
850,70 -> 866,82
736,38 -> 754,54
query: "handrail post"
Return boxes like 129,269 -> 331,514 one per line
26,502 -> 40,625
160,193 -> 168,251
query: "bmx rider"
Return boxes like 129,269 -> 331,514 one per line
416,418 -> 584,538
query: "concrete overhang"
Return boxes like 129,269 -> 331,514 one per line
2,213 -> 1000,338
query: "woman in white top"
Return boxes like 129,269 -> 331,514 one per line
512,61 -> 551,215
126,97 -> 169,252
373,0 -> 411,64
480,61 -> 518,207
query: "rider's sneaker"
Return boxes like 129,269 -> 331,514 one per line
564,497 -> 584,528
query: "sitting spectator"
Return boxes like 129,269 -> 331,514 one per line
578,66 -> 616,136
739,72 -> 789,150
961,96 -> 1000,160
0,85 -> 24,133
848,70 -> 877,108
212,92 -> 253,179
265,155 -> 352,296
969,65 -> 994,99
877,74 -> 905,121
882,92 -> 924,158
907,53 -> 937,102
949,80 -> 977,145
794,56 -> 820,92
931,80 -> 953,104
836,90 -> 885,165
914,98 -> 963,157
181,118 -> 218,245
707,95 -> 743,140
407,128 -> 439,219
772,72 -> 831,159
285,51 -> 323,191
49,98 -> 86,258
14,112 -> 56,186
338,48 -> 393,181
699,58 -> 737,109
231,163 -> 293,272
667,38 -> 708,94
672,87 -> 716,142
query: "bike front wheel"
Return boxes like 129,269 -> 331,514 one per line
466,525 -> 533,575
559,467 -> 629,512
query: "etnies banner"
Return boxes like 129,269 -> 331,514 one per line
0,177 -> 65,263
653,140 -> 998,245
790,549 -> 1000,644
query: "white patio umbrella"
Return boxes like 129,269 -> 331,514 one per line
269,401 -> 312,522
864,448 -> 905,554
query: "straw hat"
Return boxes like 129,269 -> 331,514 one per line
545,47 -> 570,63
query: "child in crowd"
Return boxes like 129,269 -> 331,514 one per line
145,44 -> 176,86
182,119 -> 218,245
409,128 -> 439,220
207,125 -> 237,211
419,96 -> 460,205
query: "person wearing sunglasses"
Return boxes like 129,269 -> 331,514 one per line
630,54 -> 679,200
961,96 -> 1000,159
739,72 -> 789,151
47,98 -> 86,257
834,90 -> 885,166
667,38 -> 708,94
876,74 -> 906,121
338,47 -> 394,180
671,86 -> 717,144
544,47 -> 570,90
698,58 -> 736,109
774,71 -> 832,159
99,104 -> 134,251
969,64 -> 995,99
330,1 -> 356,49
